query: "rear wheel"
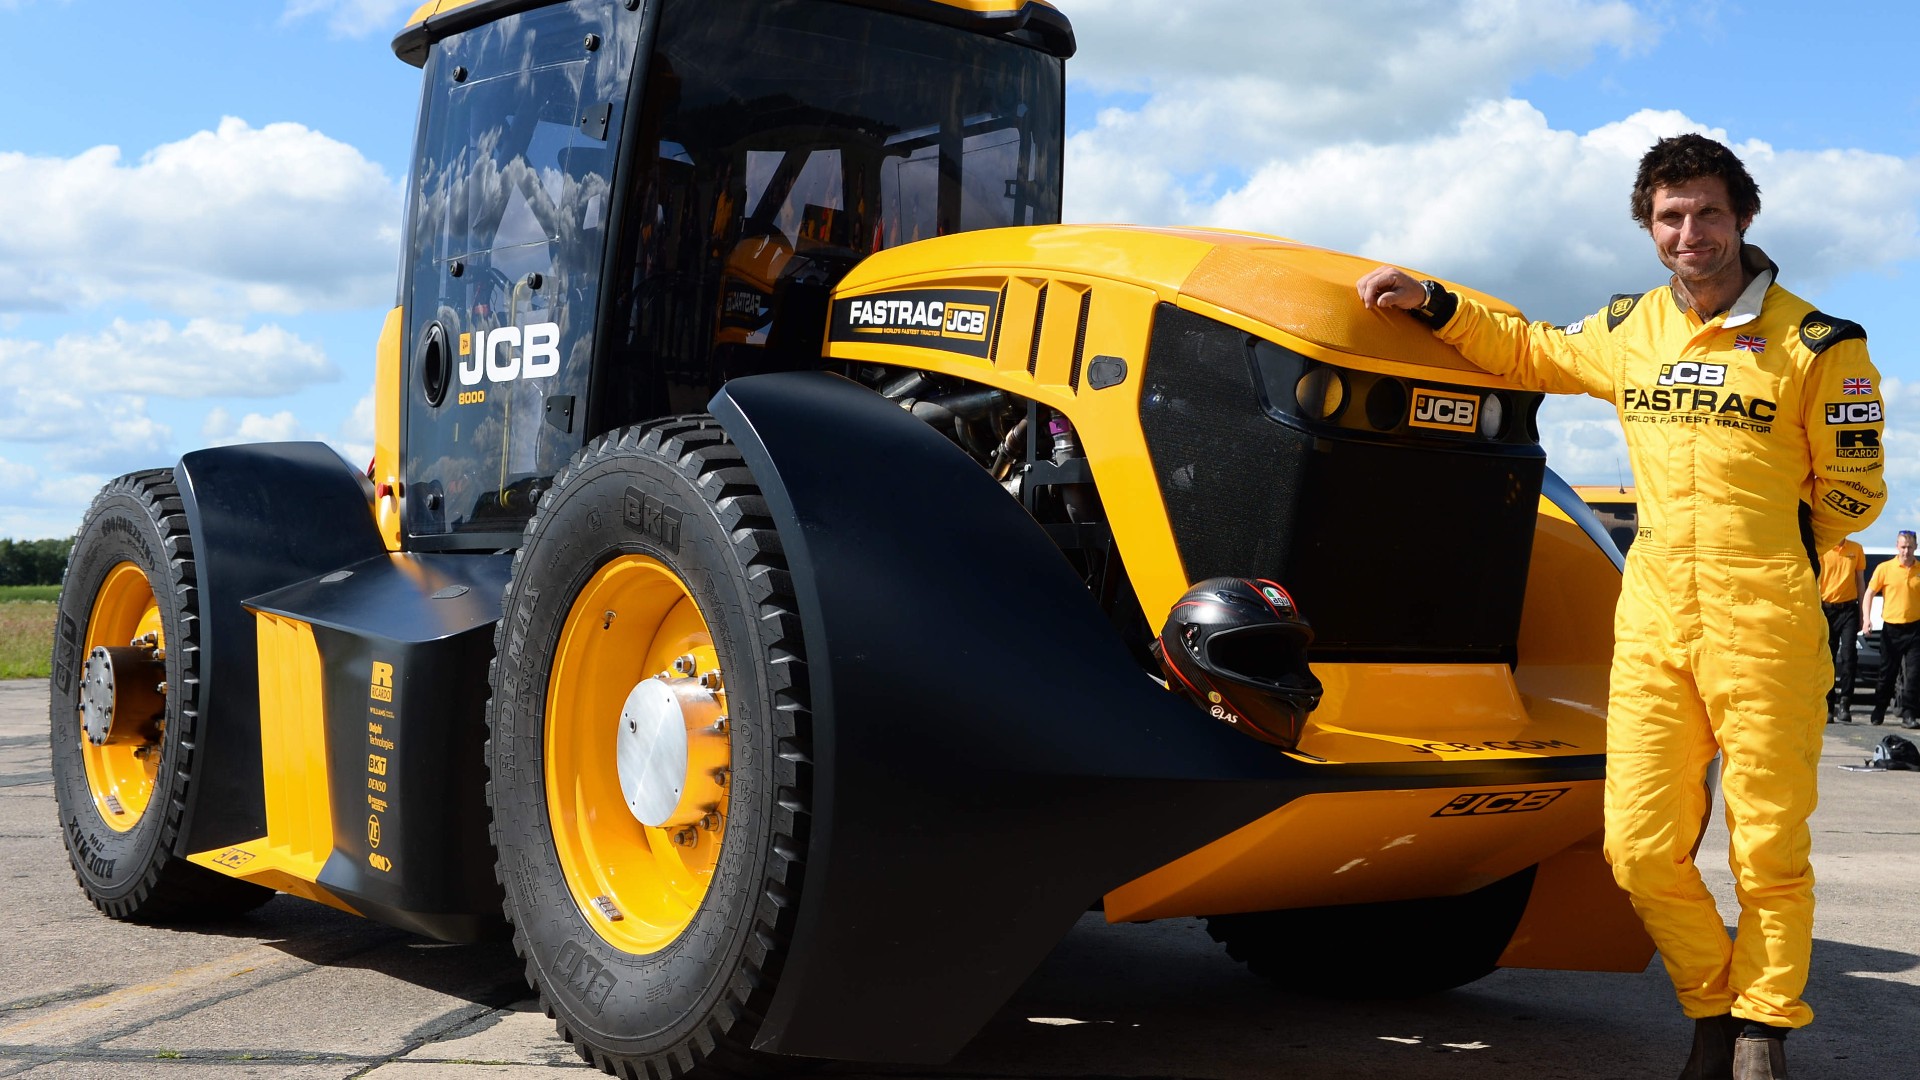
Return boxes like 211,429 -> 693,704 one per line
1205,866 -> 1536,998
49,470 -> 273,920
488,418 -> 810,1079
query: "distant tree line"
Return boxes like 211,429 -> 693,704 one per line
0,538 -> 73,586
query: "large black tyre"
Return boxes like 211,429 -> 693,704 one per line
488,418 -> 810,1079
49,470 -> 274,920
1205,865 -> 1536,999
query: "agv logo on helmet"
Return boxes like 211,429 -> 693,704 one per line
1152,577 -> 1323,750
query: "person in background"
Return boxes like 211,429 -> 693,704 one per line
1862,529 -> 1920,729
1357,133 -> 1886,1080
1819,536 -> 1868,723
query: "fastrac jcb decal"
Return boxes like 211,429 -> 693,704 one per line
1408,388 -> 1478,432
829,288 -> 1001,358
1432,789 -> 1568,817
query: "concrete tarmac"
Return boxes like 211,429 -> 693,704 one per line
1,678 -> 1915,1079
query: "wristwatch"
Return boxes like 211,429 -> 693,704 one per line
1408,278 -> 1458,330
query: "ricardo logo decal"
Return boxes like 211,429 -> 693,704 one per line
1408,388 -> 1478,431
830,288 -> 1002,358
1433,789 -> 1569,817
1837,429 -> 1881,460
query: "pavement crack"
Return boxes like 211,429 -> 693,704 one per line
0,984 -> 114,1013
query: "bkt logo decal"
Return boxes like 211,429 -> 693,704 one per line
1433,789 -> 1568,817
1409,389 -> 1478,431
1825,401 -> 1883,425
1657,362 -> 1726,387
1824,489 -> 1873,518
1837,429 -> 1882,460
458,321 -> 561,386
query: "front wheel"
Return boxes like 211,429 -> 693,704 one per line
488,418 -> 810,1079
1205,866 -> 1536,999
49,470 -> 273,920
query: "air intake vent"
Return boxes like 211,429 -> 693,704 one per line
988,281 -> 1008,363
1027,283 -> 1050,375
1068,290 -> 1092,392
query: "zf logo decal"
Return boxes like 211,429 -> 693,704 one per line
457,321 -> 561,387
829,288 -> 1002,358
1409,389 -> 1478,431
1824,489 -> 1873,518
1837,429 -> 1881,459
1433,789 -> 1568,817
1825,401 -> 1883,425
1657,362 -> 1725,387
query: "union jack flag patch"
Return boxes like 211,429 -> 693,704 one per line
1733,334 -> 1766,353
1843,377 -> 1873,396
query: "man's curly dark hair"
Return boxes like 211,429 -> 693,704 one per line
1630,134 -> 1762,232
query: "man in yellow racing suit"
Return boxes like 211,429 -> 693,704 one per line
1358,134 -> 1884,1080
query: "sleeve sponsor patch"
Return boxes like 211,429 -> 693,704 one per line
830,287 -> 1003,358
1800,310 -> 1867,354
1823,489 -> 1873,518
1836,428 -> 1881,459
1824,401 -> 1883,425
1605,293 -> 1640,331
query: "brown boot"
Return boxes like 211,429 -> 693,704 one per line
1732,1032 -> 1788,1079
1679,1014 -> 1743,1079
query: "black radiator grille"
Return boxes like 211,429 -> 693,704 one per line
1137,305 -> 1545,663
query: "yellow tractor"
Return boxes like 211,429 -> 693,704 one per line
51,0 -> 1652,1074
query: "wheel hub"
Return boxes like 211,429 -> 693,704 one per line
616,675 -> 728,828
79,645 -> 165,747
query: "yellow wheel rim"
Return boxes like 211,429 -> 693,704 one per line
546,554 -> 730,954
79,561 -> 165,833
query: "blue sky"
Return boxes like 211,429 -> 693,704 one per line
3,0 -> 1919,544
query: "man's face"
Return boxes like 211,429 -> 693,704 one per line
1899,534 -> 1916,563
1649,176 -> 1751,288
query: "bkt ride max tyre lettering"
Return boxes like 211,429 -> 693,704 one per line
1205,865 -> 1536,999
49,470 -> 273,920
488,418 -> 809,1079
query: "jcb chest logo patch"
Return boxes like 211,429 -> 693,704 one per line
829,287 -> 1002,359
1433,789 -> 1568,817
1409,389 -> 1478,431
1657,362 -> 1726,387
1825,401 -> 1883,425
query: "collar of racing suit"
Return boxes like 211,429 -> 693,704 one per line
1668,243 -> 1778,326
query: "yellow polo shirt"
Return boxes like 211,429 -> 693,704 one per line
1868,557 -> 1920,625
1819,539 -> 1866,603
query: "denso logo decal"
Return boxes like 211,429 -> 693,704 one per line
1836,429 -> 1881,460
1657,362 -> 1726,387
1408,389 -> 1477,431
1825,401 -> 1883,425
458,321 -> 561,386
1432,789 -> 1568,817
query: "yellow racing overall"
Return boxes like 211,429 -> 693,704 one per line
1428,249 -> 1885,1028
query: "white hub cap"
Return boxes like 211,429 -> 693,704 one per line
616,676 -> 724,828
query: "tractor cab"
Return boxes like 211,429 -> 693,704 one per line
391,0 -> 1067,548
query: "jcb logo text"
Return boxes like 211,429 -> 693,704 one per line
1433,789 -> 1568,817
1825,401 -> 1883,425
1657,363 -> 1726,387
458,322 -> 561,386
1409,390 -> 1478,431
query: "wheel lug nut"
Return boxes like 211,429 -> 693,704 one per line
673,654 -> 697,675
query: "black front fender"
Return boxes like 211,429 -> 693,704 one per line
711,372 -> 1601,1063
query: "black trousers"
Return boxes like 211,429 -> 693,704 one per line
1825,601 -> 1861,707
1873,620 -> 1920,720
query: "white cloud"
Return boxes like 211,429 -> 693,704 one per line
0,118 -> 401,317
282,0 -> 417,39
203,409 -> 317,446
0,318 -> 336,403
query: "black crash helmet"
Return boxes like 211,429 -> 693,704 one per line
1152,577 -> 1324,749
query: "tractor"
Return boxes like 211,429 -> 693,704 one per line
51,0 -> 1653,1075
